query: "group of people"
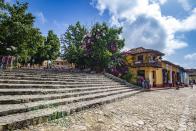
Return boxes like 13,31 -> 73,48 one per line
137,76 -> 151,89
0,56 -> 15,70
189,80 -> 195,89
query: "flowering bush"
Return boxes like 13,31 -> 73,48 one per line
107,53 -> 132,82
108,42 -> 117,52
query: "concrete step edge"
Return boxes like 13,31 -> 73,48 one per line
0,88 -> 134,116
0,85 -> 128,95
0,87 -> 131,104
0,90 -> 141,130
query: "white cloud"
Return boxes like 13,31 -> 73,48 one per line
159,0 -> 167,4
92,0 -> 196,55
184,53 -> 196,60
36,12 -> 47,24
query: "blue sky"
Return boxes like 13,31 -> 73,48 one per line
23,0 -> 109,36
5,0 -> 196,69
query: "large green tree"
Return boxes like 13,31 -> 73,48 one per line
61,21 -> 87,68
0,1 -> 44,63
44,30 -> 60,60
84,23 -> 124,70
32,30 -> 60,65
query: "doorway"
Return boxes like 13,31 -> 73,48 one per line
137,70 -> 145,78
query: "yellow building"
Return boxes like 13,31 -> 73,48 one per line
123,47 -> 164,87
123,47 -> 183,88
161,60 -> 181,87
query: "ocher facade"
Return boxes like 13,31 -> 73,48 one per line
123,47 -> 188,87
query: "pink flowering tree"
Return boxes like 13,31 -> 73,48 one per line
107,53 -> 132,81
62,22 -> 124,70
62,22 -> 132,81
81,23 -> 124,71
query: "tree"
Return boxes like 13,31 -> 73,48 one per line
29,34 -> 46,65
62,22 -> 125,72
44,30 -> 60,60
31,30 -> 60,65
0,1 -> 43,63
0,1 -> 60,66
82,23 -> 124,71
61,21 -> 87,68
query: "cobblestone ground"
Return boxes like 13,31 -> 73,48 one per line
20,87 -> 196,131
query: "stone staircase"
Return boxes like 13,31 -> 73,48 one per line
0,69 -> 140,130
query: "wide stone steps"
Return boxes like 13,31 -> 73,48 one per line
0,86 -> 130,104
0,79 -> 115,84
0,90 -> 139,130
0,69 -> 140,130
0,72 -> 105,77
0,85 -> 126,95
0,88 -> 134,117
0,76 -> 112,81
0,83 -> 122,89
0,74 -> 107,78
0,72 -> 106,78
0,75 -> 106,79
1,70 -> 104,74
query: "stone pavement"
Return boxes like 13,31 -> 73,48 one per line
19,87 -> 196,131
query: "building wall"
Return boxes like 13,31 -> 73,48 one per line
124,51 -> 185,88
184,72 -> 190,85
125,53 -> 159,64
161,61 -> 184,87
156,68 -> 163,87
129,67 -> 163,87
125,55 -> 134,64
129,60 -> 184,87
42,60 -> 75,68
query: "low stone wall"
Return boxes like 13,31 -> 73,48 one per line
103,72 -> 141,89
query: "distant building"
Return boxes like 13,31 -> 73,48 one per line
42,57 -> 74,69
52,57 -> 74,68
161,60 -> 189,86
123,47 -> 189,87
186,69 -> 196,84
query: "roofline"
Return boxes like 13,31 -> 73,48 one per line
122,47 -> 165,56
162,60 -> 185,70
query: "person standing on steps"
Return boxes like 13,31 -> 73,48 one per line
145,79 -> 151,89
48,60 -> 52,69
141,76 -> 145,89
0,56 -> 3,70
